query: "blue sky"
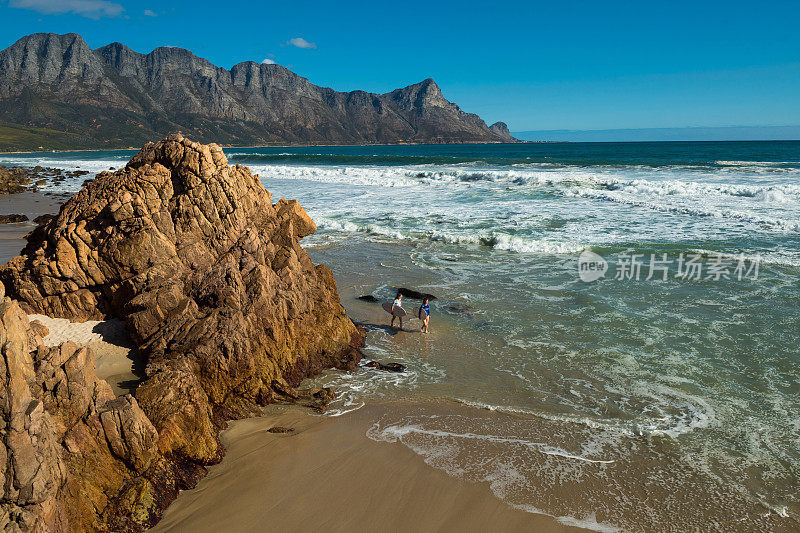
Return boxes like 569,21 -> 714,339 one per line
1,0 -> 799,132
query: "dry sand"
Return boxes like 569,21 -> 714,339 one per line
29,314 -> 141,396
152,404 -> 585,533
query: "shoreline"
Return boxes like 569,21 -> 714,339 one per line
7,138 -> 800,156
0,191 -> 65,263
152,402 -> 586,533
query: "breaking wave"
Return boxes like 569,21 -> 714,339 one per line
315,217 -> 585,254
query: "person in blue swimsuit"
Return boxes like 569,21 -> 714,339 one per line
419,297 -> 431,333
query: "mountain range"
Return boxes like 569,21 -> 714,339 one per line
0,33 -> 515,151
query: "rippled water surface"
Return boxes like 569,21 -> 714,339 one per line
3,141 -> 798,530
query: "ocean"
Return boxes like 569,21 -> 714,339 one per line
2,141 -> 798,531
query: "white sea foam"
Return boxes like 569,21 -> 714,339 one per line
715,160 -> 798,167
370,422 -> 615,464
453,382 -> 717,440
687,248 -> 800,267
316,215 -> 587,255
366,415 -> 624,532
564,187 -> 800,232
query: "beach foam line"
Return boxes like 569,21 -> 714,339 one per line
8,152 -> 800,203
453,393 -> 716,440
687,248 -> 800,268
509,505 -> 622,533
715,160 -> 800,167
368,422 -> 615,464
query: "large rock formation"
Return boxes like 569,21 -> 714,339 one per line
0,135 -> 363,529
0,287 -> 161,531
0,33 -> 518,151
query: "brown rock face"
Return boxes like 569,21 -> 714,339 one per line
0,135 -> 363,529
0,298 -> 159,531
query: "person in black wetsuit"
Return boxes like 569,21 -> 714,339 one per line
419,297 -> 431,333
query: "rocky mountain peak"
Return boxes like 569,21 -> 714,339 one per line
490,121 -> 514,139
0,32 -> 518,149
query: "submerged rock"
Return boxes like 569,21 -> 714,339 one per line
0,135 -> 364,530
0,166 -> 32,194
365,361 -> 406,373
395,288 -> 437,301
32,214 -> 54,225
357,295 -> 380,302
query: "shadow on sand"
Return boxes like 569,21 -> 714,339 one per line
355,321 -> 409,336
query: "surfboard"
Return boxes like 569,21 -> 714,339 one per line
413,307 -> 428,320
382,302 -> 407,317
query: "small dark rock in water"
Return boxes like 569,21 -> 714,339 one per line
358,294 -> 380,302
267,426 -> 294,434
0,214 -> 28,223
396,287 -> 437,300
445,303 -> 473,314
300,387 -> 337,412
365,361 -> 406,373
33,214 -> 55,225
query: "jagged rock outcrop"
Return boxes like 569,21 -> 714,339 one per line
0,294 -> 161,531
0,33 -> 518,151
0,135 -> 363,529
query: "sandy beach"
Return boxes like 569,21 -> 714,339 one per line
152,403 -> 584,533
29,314 -> 142,396
0,187 -> 586,532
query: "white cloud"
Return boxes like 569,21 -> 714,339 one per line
283,37 -> 317,49
261,58 -> 276,65
9,0 -> 124,18
143,8 -> 156,16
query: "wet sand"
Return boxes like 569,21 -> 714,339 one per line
152,403 -> 584,533
0,190 -> 65,263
